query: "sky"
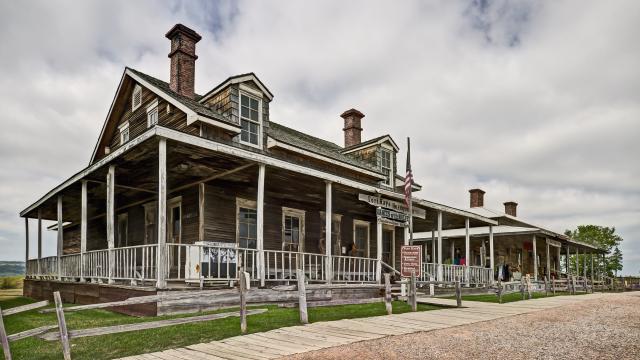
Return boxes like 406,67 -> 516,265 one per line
0,0 -> 638,274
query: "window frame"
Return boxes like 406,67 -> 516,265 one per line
380,147 -> 393,186
238,91 -> 262,148
118,121 -> 130,145
320,212 -> 342,255
381,224 -> 396,268
352,220 -> 371,258
146,99 -> 159,128
236,198 -> 257,249
132,84 -> 142,111
282,207 -> 305,252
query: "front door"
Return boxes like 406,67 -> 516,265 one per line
167,198 -> 182,278
382,227 -> 395,268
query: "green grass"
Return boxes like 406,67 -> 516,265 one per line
0,293 -> 439,360
447,291 -> 587,304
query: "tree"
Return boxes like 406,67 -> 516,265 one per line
564,225 -> 623,277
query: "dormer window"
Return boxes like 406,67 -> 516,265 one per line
147,99 -> 159,127
132,84 -> 142,111
240,93 -> 261,147
119,122 -> 130,144
380,148 -> 393,186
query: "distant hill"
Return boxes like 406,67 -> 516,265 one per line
0,261 -> 25,277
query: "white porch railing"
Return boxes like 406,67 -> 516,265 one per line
60,254 -> 81,279
112,245 -> 157,281
264,250 -> 327,282
332,255 -> 377,283
165,243 -> 257,283
83,249 -> 110,280
420,262 -> 494,285
468,265 -> 493,284
420,262 -> 437,281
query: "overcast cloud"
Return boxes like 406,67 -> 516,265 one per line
0,0 -> 638,274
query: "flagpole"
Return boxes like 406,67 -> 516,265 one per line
407,137 -> 414,245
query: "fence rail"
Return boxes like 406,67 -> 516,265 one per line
332,256 -> 377,283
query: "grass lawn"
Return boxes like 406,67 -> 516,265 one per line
447,291 -> 587,304
0,290 -> 440,360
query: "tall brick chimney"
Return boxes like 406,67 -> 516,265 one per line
469,188 -> 485,208
341,109 -> 365,147
504,201 -> 518,217
166,24 -> 201,99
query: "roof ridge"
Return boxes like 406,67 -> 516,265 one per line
269,121 -> 343,150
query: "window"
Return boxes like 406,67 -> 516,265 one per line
119,122 -> 130,144
282,208 -> 305,252
352,220 -> 370,258
147,100 -> 159,127
320,213 -> 342,255
240,93 -> 261,146
117,213 -> 128,248
380,148 -> 393,186
237,199 -> 257,249
132,84 -> 142,111
382,226 -> 395,267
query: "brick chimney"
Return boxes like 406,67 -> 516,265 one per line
504,201 -> 518,217
341,109 -> 365,147
166,24 -> 201,99
469,188 -> 485,208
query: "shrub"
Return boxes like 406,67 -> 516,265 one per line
0,276 -> 23,289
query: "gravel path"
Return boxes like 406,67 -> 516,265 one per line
284,293 -> 640,360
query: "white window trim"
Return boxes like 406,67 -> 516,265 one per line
132,84 -> 142,111
353,219 -> 371,258
380,148 -> 394,187
282,207 -> 305,252
118,121 -> 130,144
236,198 -> 257,248
147,99 -> 159,128
239,91 -> 262,149
167,196 -> 182,244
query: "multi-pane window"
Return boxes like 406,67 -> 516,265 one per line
240,93 -> 260,146
283,215 -> 301,252
353,222 -> 369,258
320,213 -> 341,255
147,106 -> 158,127
380,149 -> 392,185
132,84 -> 142,111
119,123 -> 130,144
238,207 -> 257,249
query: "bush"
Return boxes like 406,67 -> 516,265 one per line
0,276 -> 23,289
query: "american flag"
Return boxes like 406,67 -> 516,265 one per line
404,137 -> 413,207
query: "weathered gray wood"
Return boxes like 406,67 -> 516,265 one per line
7,325 -> 57,342
306,298 -> 382,308
384,273 -> 392,315
297,269 -> 308,324
552,278 -> 556,295
80,180 -> 87,282
239,268 -> 248,334
157,138 -> 167,289
410,271 -> 417,312
41,309 -> 267,341
3,301 -> 49,316
0,307 -> 11,360
57,195 -> 63,281
455,277 -> 462,307
106,165 -> 115,285
257,164 -> 266,287
544,276 -> 548,297
497,280 -> 503,304
53,292 -> 71,360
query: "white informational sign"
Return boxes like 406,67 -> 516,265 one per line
358,193 -> 427,219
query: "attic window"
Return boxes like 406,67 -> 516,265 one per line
147,99 -> 159,127
132,84 -> 142,111
239,93 -> 261,147
119,122 -> 130,144
380,148 -> 393,186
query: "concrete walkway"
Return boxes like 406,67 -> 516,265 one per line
119,293 -> 611,360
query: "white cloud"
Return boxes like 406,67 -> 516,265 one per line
0,0 -> 638,274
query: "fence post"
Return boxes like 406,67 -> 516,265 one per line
455,276 -> 462,308
572,276 -> 577,295
410,271 -> 417,312
552,278 -> 556,296
0,306 -> 11,360
297,269 -> 309,324
497,280 -> 503,304
239,270 -> 248,334
527,275 -> 532,299
544,276 -> 548,297
384,273 -> 392,315
53,291 -> 71,360
520,277 -> 525,300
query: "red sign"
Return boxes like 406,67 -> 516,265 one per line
401,245 -> 422,277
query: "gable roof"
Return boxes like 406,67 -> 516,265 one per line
267,122 -> 384,177
341,134 -> 400,154
200,72 -> 274,103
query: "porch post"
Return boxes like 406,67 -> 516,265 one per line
575,247 -> 579,276
532,235 -> 538,281
376,216 -> 382,283
566,245 -> 570,276
590,252 -> 594,288
106,165 -> 116,284
437,211 -> 443,282
257,164 -> 266,287
450,240 -> 454,263
404,226 -> 409,246
464,217 -> 470,286
583,248 -> 587,279
546,240 -> 551,281
489,225 -> 494,283
324,181 -> 333,283
37,209 -> 42,276
156,138 -> 167,289
24,217 -> 29,273
57,195 -> 63,281
80,180 -> 88,282
556,246 -> 561,275
431,229 -> 435,264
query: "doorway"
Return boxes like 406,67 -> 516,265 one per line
382,226 -> 395,268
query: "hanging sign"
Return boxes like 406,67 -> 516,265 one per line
401,245 -> 422,277
376,207 -> 410,223
546,239 -> 562,248
358,193 -> 426,219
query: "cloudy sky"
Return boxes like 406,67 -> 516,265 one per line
0,1 -> 638,274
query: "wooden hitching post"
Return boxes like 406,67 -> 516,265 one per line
520,277 -> 525,300
297,269 -> 308,324
552,278 -> 556,296
53,291 -> 71,360
527,275 -> 532,300
544,276 -> 548,297
384,273 -> 392,315
497,280 -> 503,304
0,306 -> 11,360
239,271 -> 248,334
410,271 -> 417,312
455,276 -> 462,308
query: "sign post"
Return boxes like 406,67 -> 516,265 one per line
401,245 -> 422,278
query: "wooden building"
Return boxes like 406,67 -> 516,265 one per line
20,24 -> 496,307
414,189 -> 606,285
